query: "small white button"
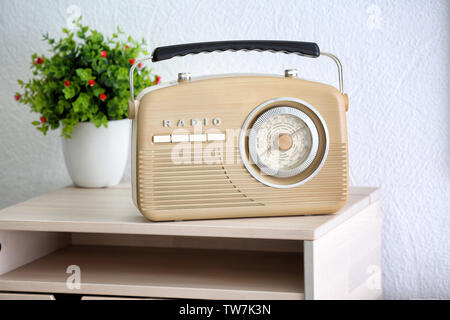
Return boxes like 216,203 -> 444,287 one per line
207,133 -> 226,141
171,134 -> 189,142
153,135 -> 171,143
189,134 -> 207,142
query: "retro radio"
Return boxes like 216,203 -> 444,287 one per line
128,41 -> 349,221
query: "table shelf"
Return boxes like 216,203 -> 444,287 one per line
0,245 -> 304,300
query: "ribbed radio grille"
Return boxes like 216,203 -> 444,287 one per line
137,144 -> 347,211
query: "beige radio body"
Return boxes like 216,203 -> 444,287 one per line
128,41 -> 349,221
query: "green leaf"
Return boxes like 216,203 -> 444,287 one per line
32,121 -> 40,126
116,67 -> 128,81
56,100 -> 67,114
33,94 -> 46,112
49,65 -> 64,79
75,68 -> 93,82
92,112 -> 107,128
37,125 -> 49,135
50,121 -> 59,130
72,92 -> 90,112
63,85 -> 76,99
92,87 -> 105,96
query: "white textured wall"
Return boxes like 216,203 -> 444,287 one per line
0,0 -> 449,299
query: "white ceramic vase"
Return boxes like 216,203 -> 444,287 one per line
62,119 -> 131,188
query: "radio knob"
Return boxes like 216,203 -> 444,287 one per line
178,72 -> 192,82
284,69 -> 298,78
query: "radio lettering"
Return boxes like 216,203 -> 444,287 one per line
161,118 -> 221,127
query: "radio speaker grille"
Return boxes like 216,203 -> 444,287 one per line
137,143 -> 347,211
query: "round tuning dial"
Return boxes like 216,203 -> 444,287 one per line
240,98 -> 329,188
248,107 -> 319,178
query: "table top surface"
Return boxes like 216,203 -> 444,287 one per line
0,183 -> 379,240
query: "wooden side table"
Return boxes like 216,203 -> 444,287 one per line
0,184 -> 382,300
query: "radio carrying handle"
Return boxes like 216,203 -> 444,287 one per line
129,40 -> 344,102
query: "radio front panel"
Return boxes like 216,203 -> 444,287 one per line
132,75 -> 348,221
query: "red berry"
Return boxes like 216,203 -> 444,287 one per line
100,50 -> 107,58
40,117 -> 46,123
34,57 -> 44,64
64,80 -> 71,87
155,75 -> 161,84
88,79 -> 95,87
14,94 -> 21,101
129,58 -> 136,65
125,45 -> 129,49
138,63 -> 143,68
99,93 -> 107,101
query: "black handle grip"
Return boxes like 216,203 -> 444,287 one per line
152,40 -> 320,62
